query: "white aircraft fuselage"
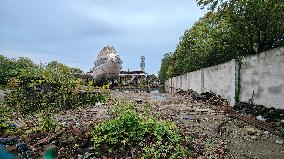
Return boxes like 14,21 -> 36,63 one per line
90,46 -> 122,81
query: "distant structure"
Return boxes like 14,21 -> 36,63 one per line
87,45 -> 122,81
117,56 -> 159,89
119,70 -> 147,82
140,56 -> 145,72
119,56 -> 147,85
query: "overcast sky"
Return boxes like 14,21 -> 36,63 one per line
0,0 -> 204,74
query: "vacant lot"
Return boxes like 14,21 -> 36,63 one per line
114,91 -> 284,159
1,91 -> 284,158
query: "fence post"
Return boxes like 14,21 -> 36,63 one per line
201,69 -> 204,93
234,58 -> 242,104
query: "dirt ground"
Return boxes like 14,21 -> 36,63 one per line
1,91 -> 284,158
113,91 -> 284,159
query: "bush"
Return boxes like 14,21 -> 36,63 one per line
3,60 -> 108,115
5,80 -> 108,115
92,103 -> 192,158
0,104 -> 16,135
40,113 -> 58,132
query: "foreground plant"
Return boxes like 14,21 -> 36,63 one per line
92,103 -> 192,158
0,104 -> 16,135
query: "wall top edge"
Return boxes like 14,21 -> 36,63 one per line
165,47 -> 284,80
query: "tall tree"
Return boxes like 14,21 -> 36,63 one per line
196,0 -> 284,54
158,53 -> 173,85
172,13 -> 236,74
159,0 -> 284,82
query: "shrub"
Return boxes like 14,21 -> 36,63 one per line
92,103 -> 192,158
0,104 -> 16,135
40,113 -> 58,132
4,60 -> 108,115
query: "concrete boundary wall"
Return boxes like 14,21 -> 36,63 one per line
188,69 -> 203,93
165,47 -> 284,108
240,47 -> 284,109
203,59 -> 236,105
181,74 -> 187,91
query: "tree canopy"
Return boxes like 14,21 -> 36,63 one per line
158,53 -> 173,85
197,0 -> 284,53
159,0 -> 284,83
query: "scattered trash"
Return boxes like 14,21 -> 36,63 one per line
95,102 -> 102,106
13,119 -> 26,128
16,143 -> 28,152
134,99 -> 143,104
0,137 -> 36,158
0,137 -> 18,145
183,115 -> 194,120
275,140 -> 283,145
2,90 -> 284,158
234,102 -> 284,122
256,115 -> 266,121
153,95 -> 162,100
264,131 -> 270,135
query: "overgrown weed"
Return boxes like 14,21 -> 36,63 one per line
92,102 -> 192,158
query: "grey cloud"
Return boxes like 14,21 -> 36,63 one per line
0,0 -> 204,73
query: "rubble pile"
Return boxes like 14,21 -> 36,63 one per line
234,102 -> 284,123
43,127 -> 92,158
0,104 -> 109,158
11,125 -> 94,159
176,89 -> 230,111
177,90 -> 229,106
178,90 -> 284,130
179,91 -> 283,135
2,91 -> 284,158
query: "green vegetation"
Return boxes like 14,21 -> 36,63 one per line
197,0 -> 284,53
279,126 -> 284,138
92,102 -> 192,158
39,113 -> 58,132
0,56 -> 35,87
0,55 -> 108,115
159,0 -> 284,83
158,53 -> 174,88
0,104 -> 15,135
275,121 -> 284,138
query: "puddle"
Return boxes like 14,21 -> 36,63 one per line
150,89 -> 159,94
153,95 -> 162,99
150,91 -> 168,100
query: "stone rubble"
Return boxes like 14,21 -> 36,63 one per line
1,90 -> 284,158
